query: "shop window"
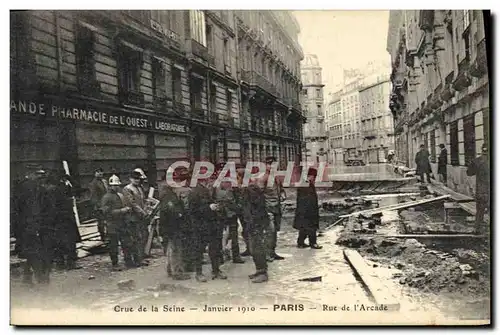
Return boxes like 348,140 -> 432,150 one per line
76,23 -> 97,95
463,114 -> 476,165
117,43 -> 144,105
450,120 -> 459,166
171,67 -> 182,104
430,130 -> 436,163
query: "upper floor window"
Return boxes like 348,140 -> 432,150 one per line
75,23 -> 97,94
190,10 -> 206,46
171,66 -> 183,103
151,11 -> 175,31
117,42 -> 144,104
124,10 -> 150,24
463,10 -> 470,31
152,58 -> 166,99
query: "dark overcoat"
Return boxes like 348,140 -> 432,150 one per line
50,182 -> 81,246
158,184 -> 189,239
466,154 -> 490,202
242,184 -> 270,233
293,183 -> 319,231
438,148 -> 448,175
415,149 -> 432,175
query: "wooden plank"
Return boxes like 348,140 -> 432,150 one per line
343,250 -> 400,311
339,195 -> 451,218
357,234 -> 486,239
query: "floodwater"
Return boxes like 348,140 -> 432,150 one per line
327,163 -> 401,181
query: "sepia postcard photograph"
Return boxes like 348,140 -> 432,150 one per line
7,4 -> 493,326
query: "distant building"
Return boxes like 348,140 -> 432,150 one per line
359,75 -> 394,163
301,54 -> 328,163
326,90 -> 343,165
341,85 -> 361,159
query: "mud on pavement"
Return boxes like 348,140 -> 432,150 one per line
336,203 -> 490,320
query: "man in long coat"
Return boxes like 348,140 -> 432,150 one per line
415,144 -> 432,183
52,173 -> 82,270
243,170 -> 271,283
293,167 -> 322,249
263,156 -> 286,261
123,170 -> 148,266
101,175 -> 132,270
12,164 -> 53,285
188,170 -> 227,282
158,169 -> 191,280
438,144 -> 448,184
467,144 -> 490,235
88,168 -> 108,241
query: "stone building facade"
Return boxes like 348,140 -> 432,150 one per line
326,90 -> 343,165
387,10 -> 489,196
236,11 -> 305,167
359,75 -> 394,163
10,10 -> 304,190
301,54 -> 327,163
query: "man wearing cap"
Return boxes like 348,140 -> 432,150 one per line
188,167 -> 227,282
293,167 -> 322,249
88,168 -> 108,241
242,167 -> 271,283
12,164 -> 52,285
467,143 -> 490,235
101,175 -> 132,270
158,167 -> 191,280
214,162 -> 245,264
263,156 -> 286,261
123,170 -> 148,266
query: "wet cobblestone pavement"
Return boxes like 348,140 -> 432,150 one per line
11,218 -> 370,312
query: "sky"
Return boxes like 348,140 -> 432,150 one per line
293,10 -> 392,95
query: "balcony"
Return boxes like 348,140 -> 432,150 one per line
120,90 -> 144,106
207,54 -> 216,68
470,38 -> 488,78
189,39 -> 209,61
363,129 -> 378,139
241,70 -> 277,97
452,59 -> 472,92
224,64 -> 232,75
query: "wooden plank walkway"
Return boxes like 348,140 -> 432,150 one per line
339,195 -> 451,218
343,250 -> 400,311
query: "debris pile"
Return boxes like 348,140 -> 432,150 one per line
337,224 -> 490,297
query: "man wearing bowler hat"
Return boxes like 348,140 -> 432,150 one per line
293,167 -> 322,249
123,170 -> 148,266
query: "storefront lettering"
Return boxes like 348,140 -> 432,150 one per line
11,100 -> 187,134
154,121 -> 186,133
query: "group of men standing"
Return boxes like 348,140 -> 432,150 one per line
158,156 -> 291,283
12,156 -> 326,287
12,164 -> 82,286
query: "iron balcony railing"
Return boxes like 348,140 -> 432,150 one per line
241,70 -> 277,96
